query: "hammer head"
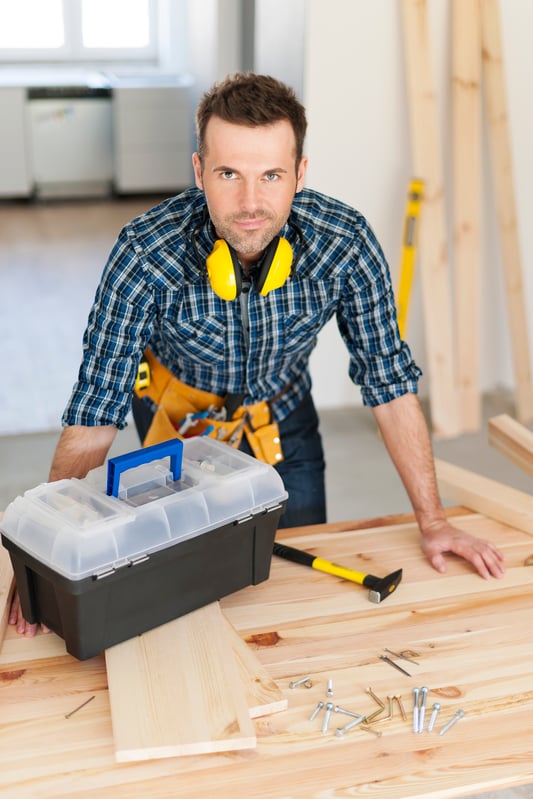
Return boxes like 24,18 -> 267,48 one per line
363,569 -> 403,604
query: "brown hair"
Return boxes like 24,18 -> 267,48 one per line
195,72 -> 307,168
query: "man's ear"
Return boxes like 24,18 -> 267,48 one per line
296,156 -> 308,193
192,153 -> 203,190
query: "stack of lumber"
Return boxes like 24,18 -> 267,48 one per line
105,602 -> 287,762
401,0 -> 533,437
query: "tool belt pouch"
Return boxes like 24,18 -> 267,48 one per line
137,351 -> 283,465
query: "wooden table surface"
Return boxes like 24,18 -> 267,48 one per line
2,507 -> 533,799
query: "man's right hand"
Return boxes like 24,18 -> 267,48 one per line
9,590 -> 51,637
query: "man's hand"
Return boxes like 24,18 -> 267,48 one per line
8,590 -> 51,637
420,519 -> 506,580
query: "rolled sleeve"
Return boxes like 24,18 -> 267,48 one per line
337,218 -> 423,407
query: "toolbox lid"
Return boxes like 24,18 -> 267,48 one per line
0,437 -> 287,580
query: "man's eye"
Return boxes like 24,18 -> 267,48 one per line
221,171 -> 235,179
265,173 -> 279,181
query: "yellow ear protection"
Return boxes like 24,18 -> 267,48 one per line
191,216 -> 304,301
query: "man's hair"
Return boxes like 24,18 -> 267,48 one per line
195,72 -> 307,167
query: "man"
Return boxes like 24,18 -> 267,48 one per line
10,73 -> 504,636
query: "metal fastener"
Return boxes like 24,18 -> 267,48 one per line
412,688 -> 419,733
335,714 -> 366,736
427,702 -> 441,732
439,708 -> 465,736
418,686 -> 429,732
289,675 -> 313,689
309,701 -> 324,721
322,702 -> 334,734
334,705 -> 364,718
327,678 -> 334,697
394,695 -> 407,721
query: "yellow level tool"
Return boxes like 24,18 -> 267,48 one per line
396,178 -> 424,339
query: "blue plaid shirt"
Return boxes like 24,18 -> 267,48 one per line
63,187 -> 421,429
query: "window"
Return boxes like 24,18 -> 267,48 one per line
0,0 -> 158,62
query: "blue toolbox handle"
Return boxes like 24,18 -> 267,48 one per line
106,438 -> 184,497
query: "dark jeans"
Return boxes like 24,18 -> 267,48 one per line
131,391 -> 327,529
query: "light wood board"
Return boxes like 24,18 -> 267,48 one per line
481,0 -> 533,423
0,517 -> 15,652
435,457 -> 533,534
401,0 -> 459,439
222,613 -> 287,718
488,414 -> 533,477
105,602 -> 256,762
452,0 -> 482,432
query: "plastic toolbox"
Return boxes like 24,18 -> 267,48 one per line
1,437 -> 287,660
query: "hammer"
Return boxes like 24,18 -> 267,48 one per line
272,542 -> 402,604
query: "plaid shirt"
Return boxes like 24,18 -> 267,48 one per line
63,187 -> 421,429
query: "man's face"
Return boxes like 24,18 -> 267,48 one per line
192,117 -> 307,268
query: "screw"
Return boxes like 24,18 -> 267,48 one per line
394,695 -> 407,721
427,702 -> 441,732
322,702 -> 334,734
289,675 -> 313,689
412,688 -> 419,733
309,701 -> 324,721
327,678 -> 334,697
418,686 -> 429,732
334,705 -> 363,718
439,709 -> 465,736
335,714 -> 365,736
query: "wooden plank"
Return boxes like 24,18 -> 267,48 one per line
452,0 -> 482,432
435,457 -> 533,534
401,0 -> 460,439
488,414 -> 533,477
222,613 -> 287,718
481,0 -> 533,424
105,602 -> 256,762
0,514 -> 15,652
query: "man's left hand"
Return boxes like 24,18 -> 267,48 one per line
420,519 -> 506,579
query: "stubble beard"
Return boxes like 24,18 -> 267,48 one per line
213,212 -> 287,256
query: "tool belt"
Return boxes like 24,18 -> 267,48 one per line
134,349 -> 283,466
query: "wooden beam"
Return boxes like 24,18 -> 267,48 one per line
452,0 -> 482,432
481,0 -> 533,423
435,457 -> 533,535
401,0 -> 460,439
488,414 -> 533,477
105,602 -> 256,762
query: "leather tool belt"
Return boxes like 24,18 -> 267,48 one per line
134,349 -> 284,466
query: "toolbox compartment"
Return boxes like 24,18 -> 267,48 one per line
1,437 -> 287,660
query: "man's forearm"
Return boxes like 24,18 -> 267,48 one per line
49,424 -> 118,481
371,393 -> 446,532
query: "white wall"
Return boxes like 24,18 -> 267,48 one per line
304,0 -> 533,410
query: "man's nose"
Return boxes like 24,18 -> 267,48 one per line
238,179 -> 262,212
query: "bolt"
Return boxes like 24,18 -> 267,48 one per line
335,714 -> 366,736
439,708 -> 465,736
327,678 -> 334,697
418,686 -> 429,732
309,701 -> 324,721
289,675 -> 313,689
412,688 -> 419,733
322,702 -> 334,734
427,702 -> 441,732
334,705 -> 363,718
